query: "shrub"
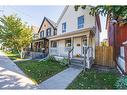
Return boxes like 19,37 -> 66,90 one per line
47,55 -> 57,62
115,76 -> 127,89
59,58 -> 69,66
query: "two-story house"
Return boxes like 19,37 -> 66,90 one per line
48,6 -> 101,67
32,17 -> 57,54
31,26 -> 39,40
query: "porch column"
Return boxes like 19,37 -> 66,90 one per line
49,40 -> 51,55
71,37 -> 74,57
57,40 -> 60,56
87,34 -> 89,46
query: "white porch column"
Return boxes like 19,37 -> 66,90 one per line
87,34 -> 89,47
57,40 -> 60,56
71,37 -> 74,58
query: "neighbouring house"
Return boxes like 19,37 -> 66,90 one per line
107,17 -> 127,74
48,5 -> 101,68
30,17 -> 57,59
32,25 -> 39,40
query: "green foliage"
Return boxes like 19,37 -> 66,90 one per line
75,5 -> 127,20
0,14 -> 32,58
47,55 -> 57,62
101,41 -> 108,46
115,76 -> 127,89
4,50 -> 20,60
59,58 -> 69,66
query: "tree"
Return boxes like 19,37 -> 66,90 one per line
0,15 -> 32,58
75,5 -> 127,21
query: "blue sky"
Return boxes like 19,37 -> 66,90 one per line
0,6 -> 65,26
0,6 -> 107,41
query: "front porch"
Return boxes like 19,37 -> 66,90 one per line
29,38 -> 49,59
49,30 -> 95,58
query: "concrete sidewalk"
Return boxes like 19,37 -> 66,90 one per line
0,51 -> 37,89
38,67 -> 82,89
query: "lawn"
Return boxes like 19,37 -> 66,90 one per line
15,60 -> 67,84
4,51 -> 21,60
67,68 -> 119,89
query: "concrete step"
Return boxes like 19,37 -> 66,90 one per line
70,62 -> 84,67
70,58 -> 84,64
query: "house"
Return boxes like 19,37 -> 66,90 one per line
48,6 -> 101,68
31,17 -> 57,59
31,25 -> 39,40
107,17 -> 127,74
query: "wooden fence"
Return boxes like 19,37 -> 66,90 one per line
95,46 -> 115,67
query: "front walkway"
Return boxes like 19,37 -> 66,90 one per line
0,51 -> 37,89
38,67 -> 82,89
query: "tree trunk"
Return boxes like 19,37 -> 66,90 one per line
18,48 -> 25,59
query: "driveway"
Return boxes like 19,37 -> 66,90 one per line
0,51 -> 37,89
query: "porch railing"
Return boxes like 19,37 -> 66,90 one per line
83,46 -> 93,70
49,47 -> 71,57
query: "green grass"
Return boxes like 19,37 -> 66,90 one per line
15,60 -> 67,84
4,51 -> 21,60
67,69 -> 119,89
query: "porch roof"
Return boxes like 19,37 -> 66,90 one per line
48,27 -> 95,41
32,37 -> 48,42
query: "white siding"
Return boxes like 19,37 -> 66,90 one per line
57,6 -> 95,35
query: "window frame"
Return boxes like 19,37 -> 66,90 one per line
77,15 -> 84,29
65,38 -> 71,47
51,41 -> 57,48
40,30 -> 44,38
62,22 -> 66,33
46,28 -> 51,37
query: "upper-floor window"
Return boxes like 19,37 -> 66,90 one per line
78,15 -> 84,29
46,28 -> 51,37
53,29 -> 57,36
40,30 -> 44,38
62,22 -> 66,32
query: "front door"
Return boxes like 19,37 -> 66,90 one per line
81,36 -> 87,56
73,37 -> 82,57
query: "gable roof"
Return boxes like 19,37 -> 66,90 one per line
57,5 -> 101,32
57,6 -> 69,24
38,17 -> 57,33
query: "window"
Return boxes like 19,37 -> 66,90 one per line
65,38 -> 71,47
51,41 -> 57,47
40,31 -> 44,38
46,28 -> 51,37
78,15 -> 84,29
62,22 -> 66,32
53,29 -> 57,35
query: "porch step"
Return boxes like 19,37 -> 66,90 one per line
70,58 -> 84,64
70,58 -> 84,69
